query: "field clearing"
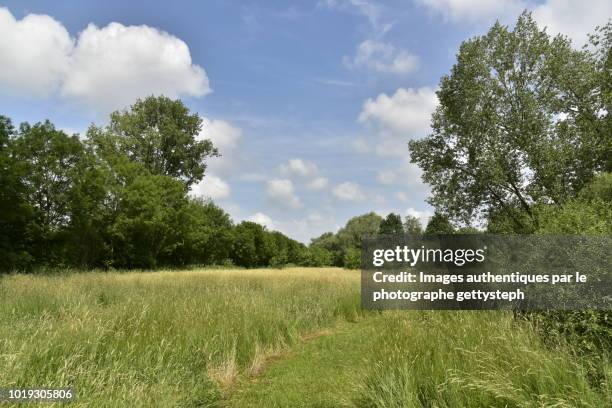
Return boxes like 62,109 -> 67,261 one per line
0,267 -> 609,407
0,268 -> 361,406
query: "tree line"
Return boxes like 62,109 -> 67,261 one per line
0,95 -> 437,272
0,97 -> 326,272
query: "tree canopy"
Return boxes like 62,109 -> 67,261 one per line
409,13 -> 611,231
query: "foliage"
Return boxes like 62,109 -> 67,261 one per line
379,213 -> 404,234
527,173 -> 612,367
309,212 -> 382,268
402,215 -> 422,235
425,212 -> 455,234
0,103 -> 304,272
90,96 -> 218,187
409,13 -> 610,231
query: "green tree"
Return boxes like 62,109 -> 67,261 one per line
91,96 -> 218,187
379,213 -> 404,234
409,13 -> 610,231
403,215 -> 423,235
302,246 -> 334,267
231,221 -> 274,267
11,121 -> 105,266
0,116 -> 33,271
178,198 -> 234,265
425,212 -> 455,234
108,174 -> 190,268
336,212 -> 383,249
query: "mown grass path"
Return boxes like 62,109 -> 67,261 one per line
225,315 -> 386,407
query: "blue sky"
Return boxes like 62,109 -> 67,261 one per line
1,0 -> 609,242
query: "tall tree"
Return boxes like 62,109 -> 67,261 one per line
379,213 -> 404,234
90,96 -> 218,187
425,212 -> 455,234
409,13 -> 610,231
0,116 -> 33,271
11,121 -> 105,265
403,215 -> 423,235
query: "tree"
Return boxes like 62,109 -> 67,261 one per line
336,212 -> 383,249
409,13 -> 610,231
108,174 -> 190,268
91,96 -> 218,187
403,215 -> 423,235
379,213 -> 404,234
178,199 -> 234,265
302,246 -> 334,267
11,121 -> 105,266
0,116 -> 33,271
231,221 -> 274,267
425,212 -> 455,234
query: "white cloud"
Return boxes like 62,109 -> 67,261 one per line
415,0 -> 525,23
416,0 -> 611,46
199,118 -> 242,152
198,118 -> 243,176
358,87 -> 437,158
307,177 -> 329,191
266,179 -> 302,209
279,158 -> 319,178
0,8 -> 209,112
333,182 -> 366,202
62,22 -> 209,112
0,8 -> 72,96
533,0 -> 612,46
347,40 -> 419,75
190,175 -> 230,200
405,207 -> 433,227
359,87 -> 438,137
247,212 -> 275,230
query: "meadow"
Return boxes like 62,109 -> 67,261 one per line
0,268 -> 609,407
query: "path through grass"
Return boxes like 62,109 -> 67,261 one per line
227,315 -> 387,407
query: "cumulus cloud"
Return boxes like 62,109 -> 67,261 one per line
266,179 -> 302,209
200,118 -> 242,152
358,87 -> 437,157
405,207 -> 433,227
279,158 -> 319,178
198,118 -> 243,176
0,7 -> 209,112
333,182 -> 366,202
307,177 -> 329,191
416,0 -> 611,45
190,175 -> 230,200
346,40 -> 419,75
415,0 -> 525,23
0,8 -> 72,96
360,87 -> 437,137
247,212 -> 275,230
533,0 -> 612,45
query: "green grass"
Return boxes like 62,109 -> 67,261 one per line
354,311 -> 611,408
0,268 -> 362,407
0,268 -> 609,407
227,316 -> 388,407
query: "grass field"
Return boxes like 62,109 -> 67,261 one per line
0,268 -> 609,407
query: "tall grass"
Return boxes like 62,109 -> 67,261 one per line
0,268 -> 361,407
354,311 -> 611,408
